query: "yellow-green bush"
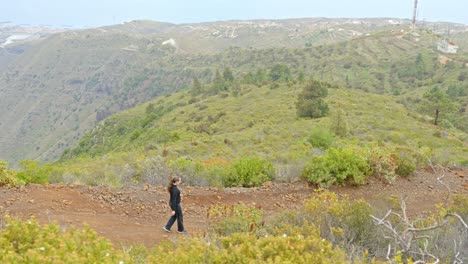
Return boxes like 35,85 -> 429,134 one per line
307,126 -> 335,149
16,160 -> 56,184
207,203 -> 263,236
365,145 -> 399,183
451,194 -> 468,218
304,191 -> 379,248
0,216 -> 131,264
0,161 -> 20,187
149,232 -> 349,263
223,157 -> 274,187
302,148 -> 369,187
269,190 -> 384,260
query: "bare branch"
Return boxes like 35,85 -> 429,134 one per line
373,158 -> 467,263
400,196 -> 409,224
445,213 -> 468,229
413,235 -> 430,241
386,244 -> 392,263
371,210 -> 392,224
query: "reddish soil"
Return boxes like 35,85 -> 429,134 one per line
1,167 -> 466,247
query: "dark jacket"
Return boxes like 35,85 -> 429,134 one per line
169,185 -> 181,210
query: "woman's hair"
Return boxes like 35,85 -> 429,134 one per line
167,176 -> 180,192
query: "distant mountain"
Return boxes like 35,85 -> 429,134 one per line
0,18 -> 466,165
0,24 -> 66,68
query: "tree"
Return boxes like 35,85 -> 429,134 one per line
297,70 -> 305,83
191,77 -> 203,96
423,86 -> 457,126
145,103 -> 155,114
414,53 -> 426,79
253,69 -> 268,86
446,83 -> 466,98
269,64 -> 291,82
211,69 -> 226,93
241,72 -> 255,85
296,80 -> 330,118
223,67 -> 234,83
330,109 -> 348,137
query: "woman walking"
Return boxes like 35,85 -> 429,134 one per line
163,176 -> 187,234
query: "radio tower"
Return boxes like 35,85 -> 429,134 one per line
412,0 -> 418,31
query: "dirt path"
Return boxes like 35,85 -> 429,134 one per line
1,167 -> 466,247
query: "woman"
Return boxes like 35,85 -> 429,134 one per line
163,176 -> 187,234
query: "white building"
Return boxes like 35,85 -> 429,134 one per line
437,39 -> 458,54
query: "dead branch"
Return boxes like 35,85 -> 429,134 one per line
370,159 -> 468,263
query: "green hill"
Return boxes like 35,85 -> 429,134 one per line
54,83 -> 466,187
0,19 -> 466,165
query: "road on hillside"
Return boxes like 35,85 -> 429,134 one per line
1,167 -> 466,247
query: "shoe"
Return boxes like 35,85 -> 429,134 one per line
177,230 -> 188,234
163,227 -> 171,232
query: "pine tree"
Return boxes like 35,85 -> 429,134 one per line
211,69 -> 226,93
297,70 -> 305,83
423,86 -> 457,126
269,64 -> 291,82
296,80 -> 330,118
330,109 -> 348,137
223,67 -> 234,83
191,77 -> 203,96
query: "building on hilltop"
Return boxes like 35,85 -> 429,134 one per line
437,39 -> 458,54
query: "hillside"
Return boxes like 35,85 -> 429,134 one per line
0,18 -> 467,165
52,84 -> 467,187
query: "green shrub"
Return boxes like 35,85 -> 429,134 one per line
223,157 -> 274,187
0,216 -> 131,263
207,203 -> 263,236
302,148 -> 369,187
200,158 -> 231,187
330,109 -> 349,137
0,161 -> 20,187
129,129 -> 142,141
305,191 -> 380,253
149,232 -> 349,263
395,156 -> 416,177
270,190 -> 383,261
169,157 -> 203,186
365,145 -> 399,183
307,127 -> 334,149
15,160 -> 54,184
451,194 -> 468,218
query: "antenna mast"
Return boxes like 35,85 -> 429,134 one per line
412,0 -> 418,30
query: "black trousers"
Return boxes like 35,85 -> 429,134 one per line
165,203 -> 184,232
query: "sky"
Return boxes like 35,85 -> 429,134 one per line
1,0 -> 467,28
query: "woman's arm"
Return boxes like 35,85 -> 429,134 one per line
169,186 -> 179,210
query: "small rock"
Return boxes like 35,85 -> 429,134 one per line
428,185 -> 434,189
262,181 -> 273,189
29,199 -> 35,204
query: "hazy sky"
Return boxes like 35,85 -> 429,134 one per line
1,0 -> 467,28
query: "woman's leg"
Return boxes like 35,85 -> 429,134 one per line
175,204 -> 184,232
165,214 -> 177,230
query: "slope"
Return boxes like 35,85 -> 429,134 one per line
55,84 -> 467,186
0,19 -> 466,165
